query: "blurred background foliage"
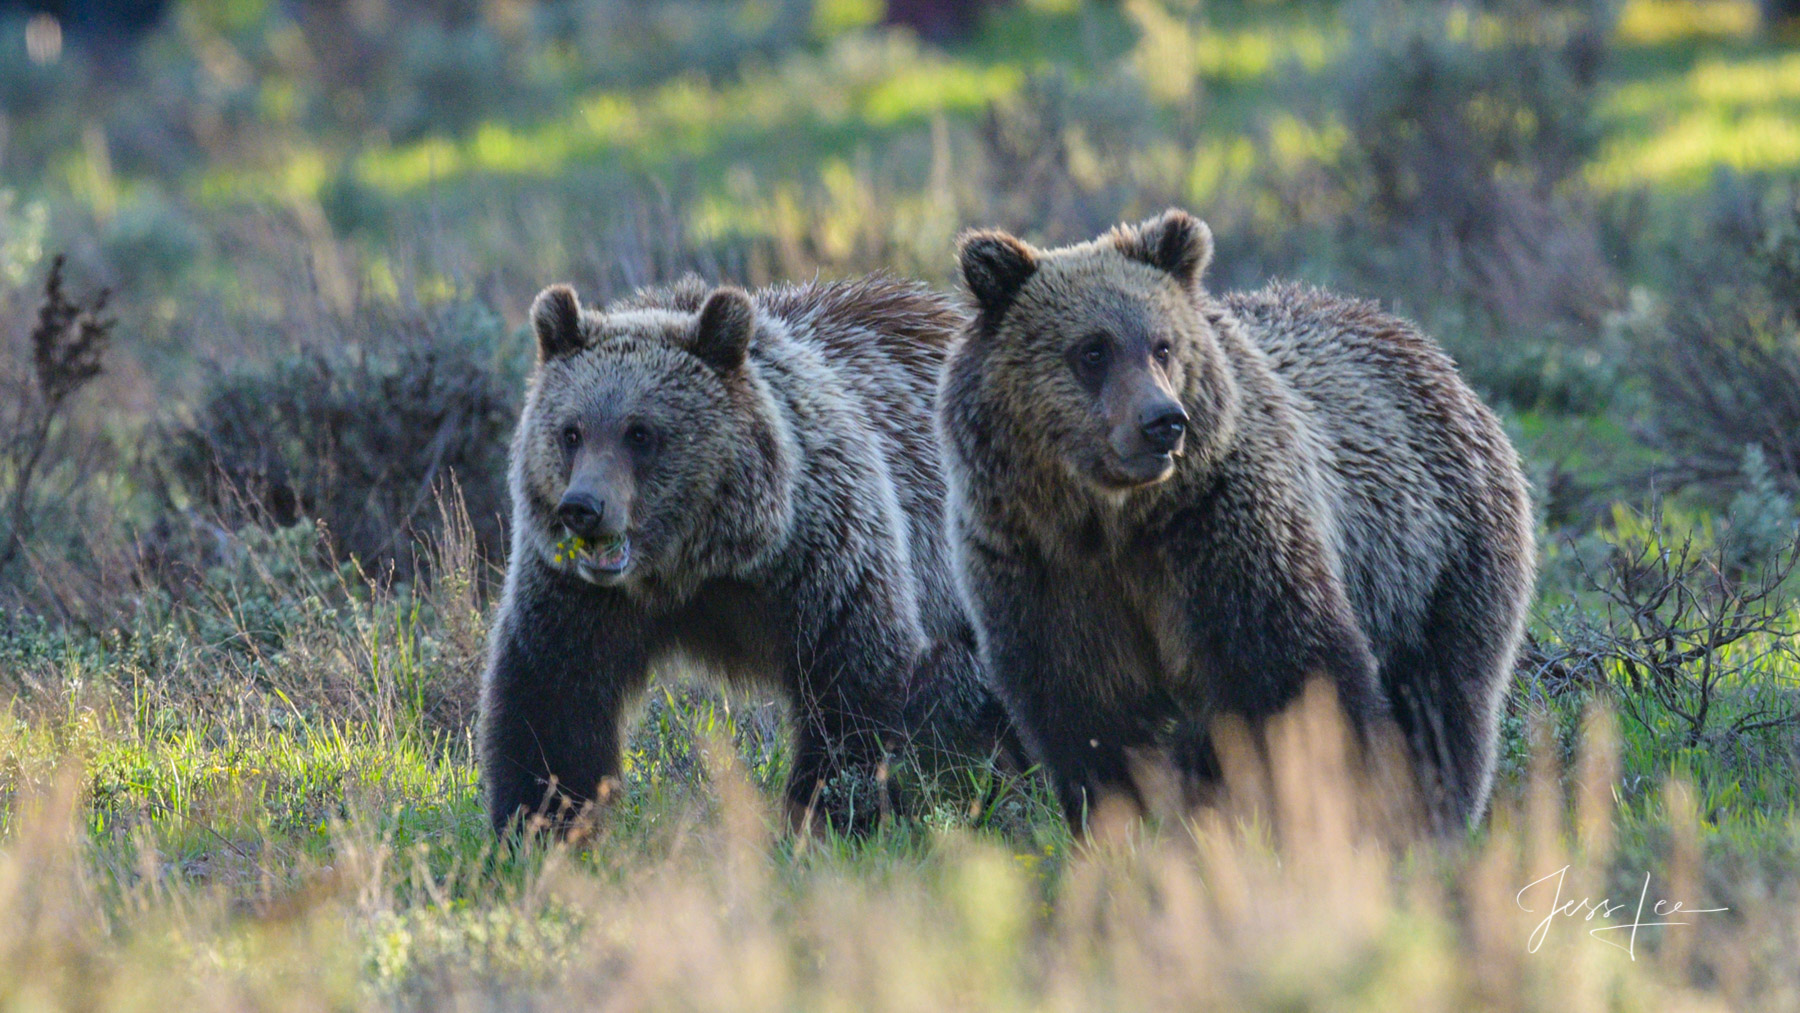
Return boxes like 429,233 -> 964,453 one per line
2,0 -> 1798,559
1,1 -> 1800,1004
1,0 -> 1797,745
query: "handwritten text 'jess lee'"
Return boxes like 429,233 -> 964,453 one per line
1516,865 -> 1727,960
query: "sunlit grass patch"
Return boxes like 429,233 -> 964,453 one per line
1592,48 -> 1800,188
0,696 -> 473,852
1125,0 -> 1342,102
1190,21 -> 1341,82
860,62 -> 1023,125
1592,107 -> 1800,188
1265,112 -> 1350,172
345,36 -> 1021,199
1614,0 -> 1759,46
1687,50 -> 1800,104
814,0 -> 883,37
1607,50 -> 1800,118
354,137 -> 465,195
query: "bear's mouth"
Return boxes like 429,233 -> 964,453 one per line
1096,450 -> 1178,490
555,533 -> 633,580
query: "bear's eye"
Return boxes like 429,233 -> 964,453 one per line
1152,341 -> 1173,365
1069,335 -> 1110,388
560,425 -> 582,452
624,423 -> 656,452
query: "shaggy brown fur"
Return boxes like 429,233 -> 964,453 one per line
939,210 -> 1535,829
481,274 -> 1007,835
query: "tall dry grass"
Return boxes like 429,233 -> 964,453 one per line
1,680 -> 1790,1011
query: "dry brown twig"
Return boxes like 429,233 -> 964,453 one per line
1,255 -> 114,577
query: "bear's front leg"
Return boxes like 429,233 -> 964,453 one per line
1179,507 -> 1387,762
958,541 -> 1152,830
1023,713 -> 1157,828
902,627 -> 1028,772
480,560 -> 651,836
780,572 -> 914,835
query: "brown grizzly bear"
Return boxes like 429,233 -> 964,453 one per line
938,209 -> 1535,829
481,274 -> 1008,836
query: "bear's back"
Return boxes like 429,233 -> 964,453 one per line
610,274 -> 968,642
610,274 -> 957,395
759,274 -> 962,404
760,276 -> 968,640
1222,283 -> 1529,661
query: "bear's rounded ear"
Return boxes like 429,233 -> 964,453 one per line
1114,209 -> 1214,288
531,284 -> 586,363
692,286 -> 755,374
958,229 -> 1037,323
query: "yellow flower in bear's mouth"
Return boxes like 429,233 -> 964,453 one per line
554,534 -> 589,565
555,533 -> 631,571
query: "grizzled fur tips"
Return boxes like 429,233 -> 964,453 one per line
481,273 -> 1012,836
938,211 -> 1535,831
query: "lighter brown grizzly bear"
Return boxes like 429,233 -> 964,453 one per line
480,274 -> 1009,836
938,209 -> 1535,830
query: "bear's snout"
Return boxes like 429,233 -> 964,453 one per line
556,491 -> 609,539
1098,377 -> 1187,488
1138,402 -> 1188,455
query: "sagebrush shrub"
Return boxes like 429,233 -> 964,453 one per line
1325,0 -> 1618,404
166,299 -> 517,577
976,70 -> 1163,247
1541,500 -> 1800,755
1635,185 -> 1800,495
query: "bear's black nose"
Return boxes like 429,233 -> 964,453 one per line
556,492 -> 606,538
1139,404 -> 1189,454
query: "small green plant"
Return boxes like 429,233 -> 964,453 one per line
1544,500 -> 1800,758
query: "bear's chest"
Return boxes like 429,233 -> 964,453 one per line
660,579 -> 788,687
1047,529 -> 1198,703
1113,554 -> 1198,695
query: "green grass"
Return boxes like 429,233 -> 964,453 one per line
0,505 -> 1793,1006
4,652 -> 1793,1007
1595,2 -> 1800,189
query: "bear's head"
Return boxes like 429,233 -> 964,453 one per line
514,283 -> 794,596
954,208 -> 1240,493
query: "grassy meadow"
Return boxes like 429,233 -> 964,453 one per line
3,0 -> 1800,1007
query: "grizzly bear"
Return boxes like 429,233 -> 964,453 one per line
481,274 -> 1007,835
938,209 -> 1535,829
